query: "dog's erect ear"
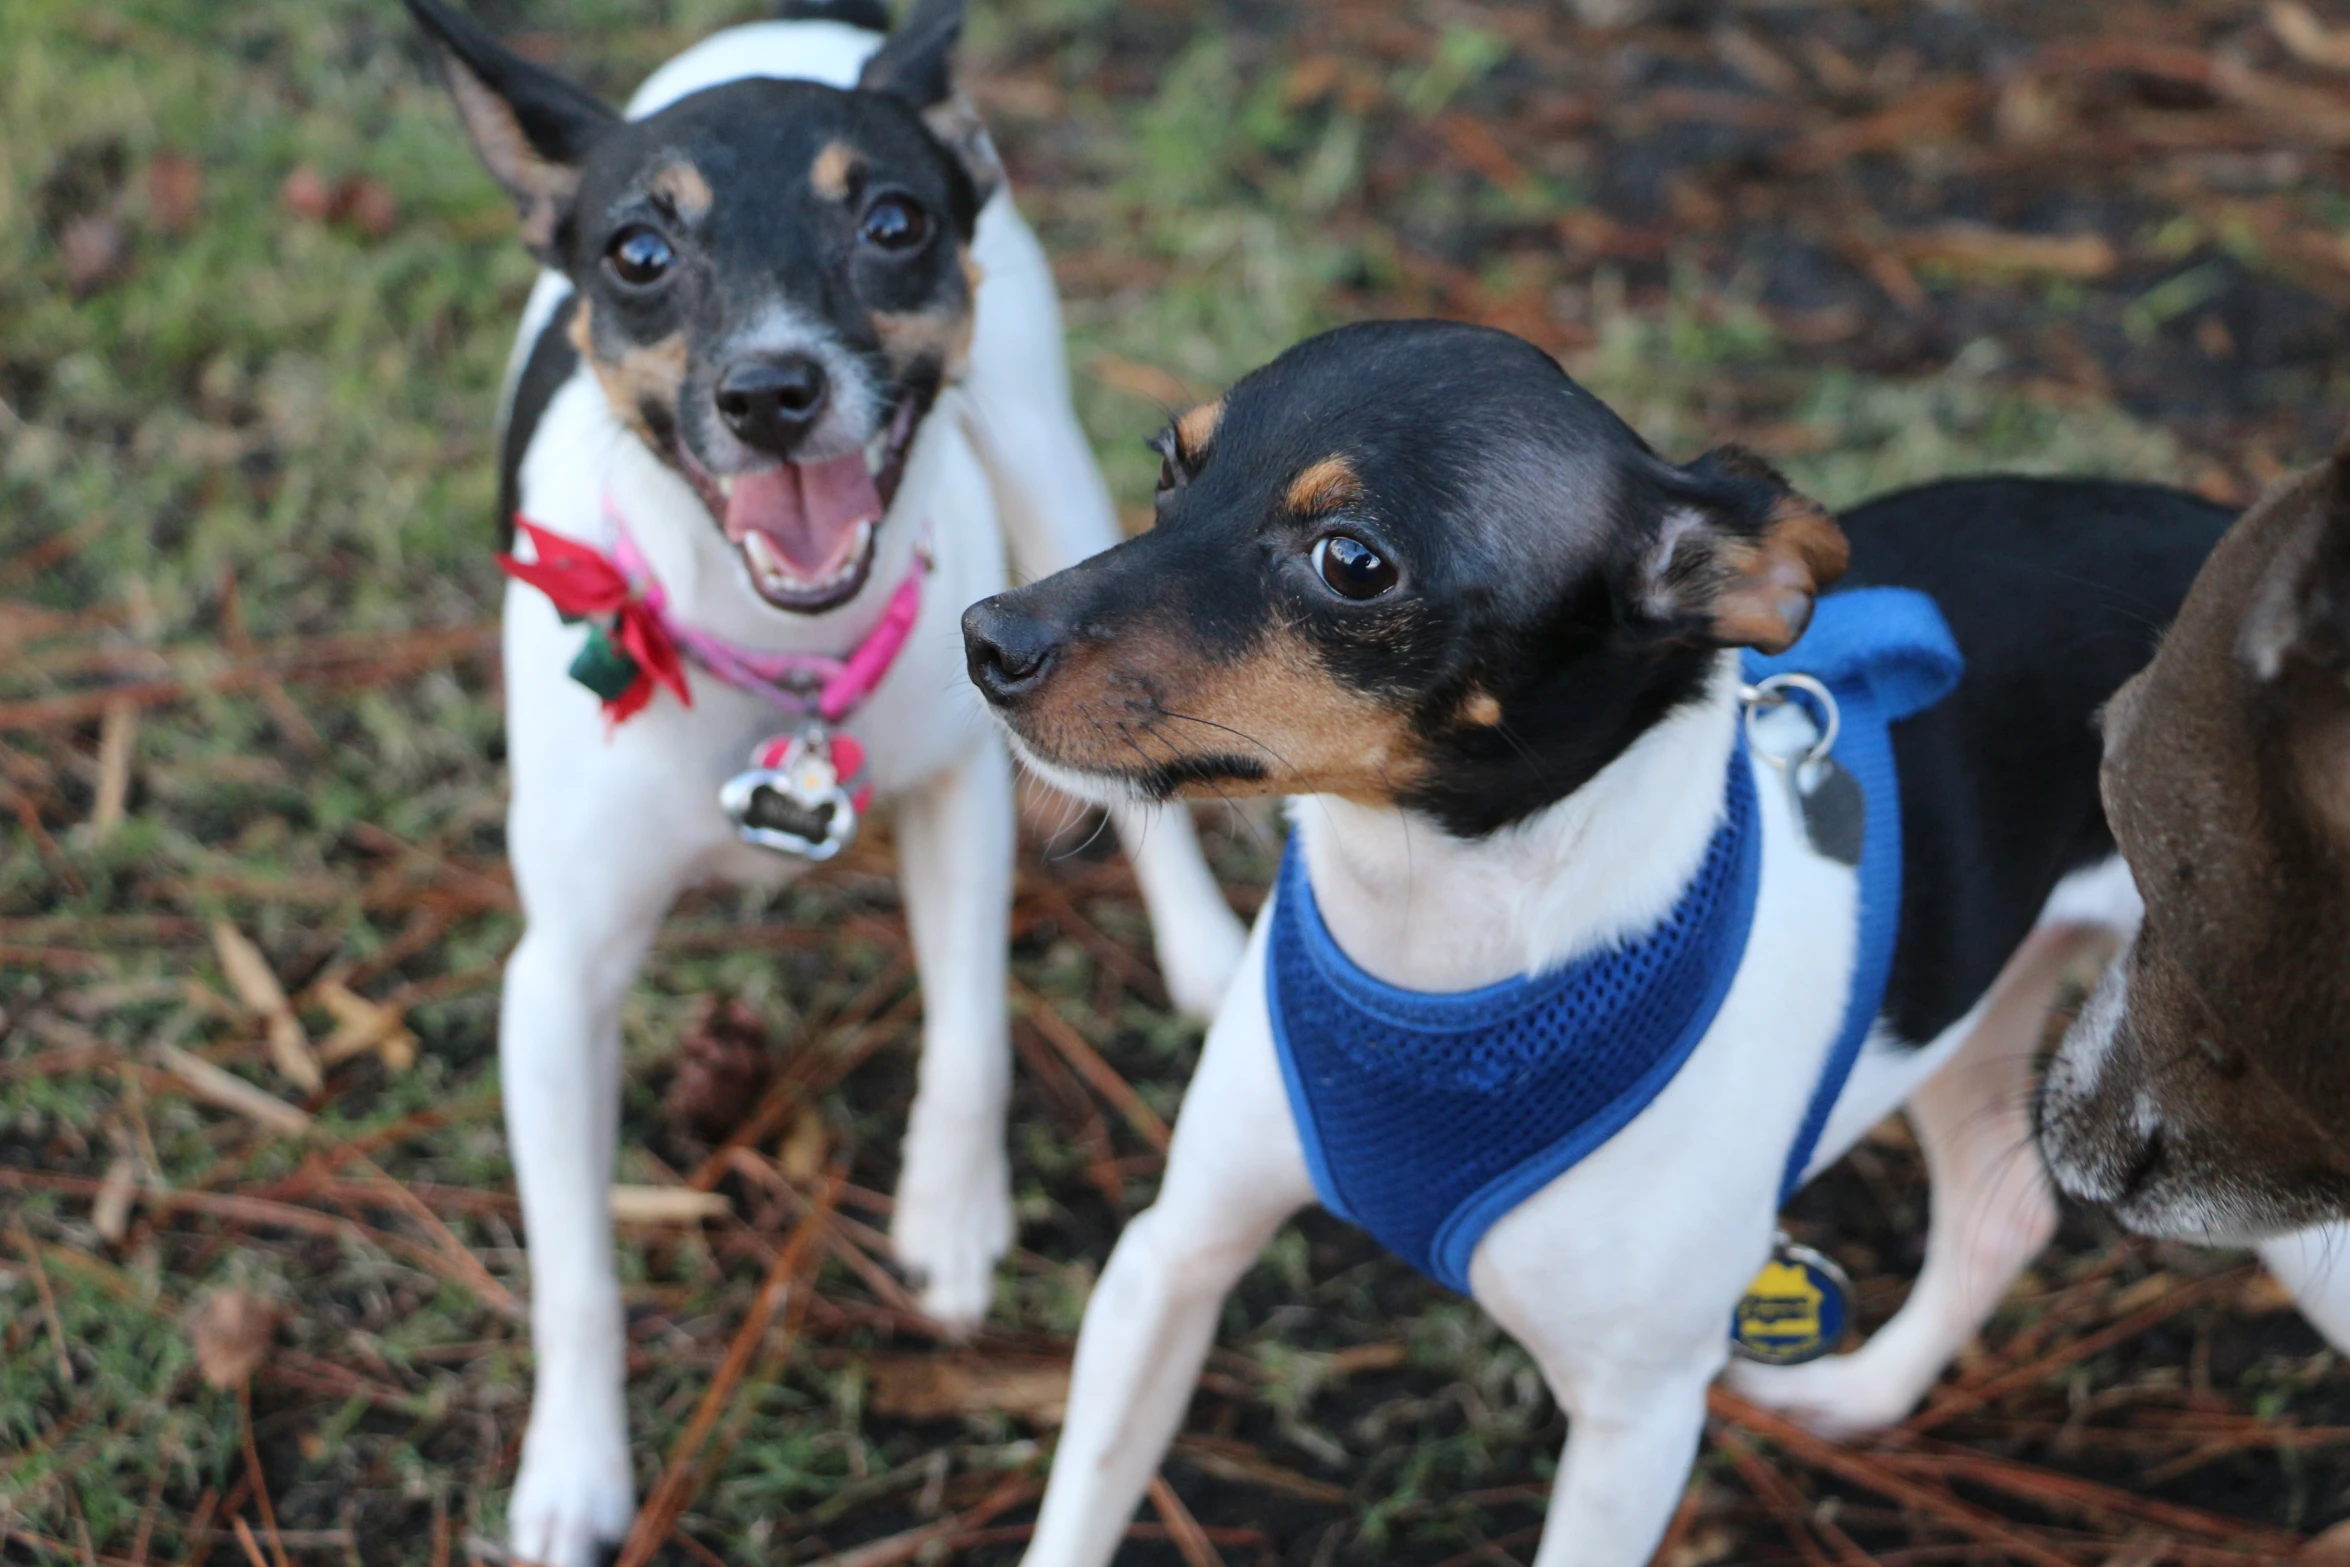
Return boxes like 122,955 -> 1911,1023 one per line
403,0 -> 617,263
1632,445 -> 1849,655
2242,443 -> 2350,685
858,0 -> 960,106
857,0 -> 1002,214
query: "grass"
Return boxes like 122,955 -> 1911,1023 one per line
3,1 -> 2339,1564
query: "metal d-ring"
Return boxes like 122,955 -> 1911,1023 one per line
1740,671 -> 1840,773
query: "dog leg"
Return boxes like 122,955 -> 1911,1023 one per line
1525,1364 -> 1717,1567
1022,919 -> 1311,1567
957,210 -> 1246,1022
890,735 -> 1018,1329
1730,925 -> 2086,1437
1105,803 -> 1247,1021
2259,1224 -> 2350,1351
502,812 -> 696,1567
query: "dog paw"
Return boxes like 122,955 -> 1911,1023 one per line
509,1417 -> 635,1567
891,1148 -> 1014,1332
1725,1355 -> 1920,1440
1155,908 -> 1247,1024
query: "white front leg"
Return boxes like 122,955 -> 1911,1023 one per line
890,735 -> 1019,1328
958,204 -> 1246,1022
1105,802 -> 1248,1021
1023,914 -> 1313,1567
1476,1233 -> 1733,1567
501,769 -> 714,1566
1528,1363 -> 1717,1567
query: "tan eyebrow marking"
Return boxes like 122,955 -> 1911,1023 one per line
1458,690 -> 1503,727
811,139 -> 861,201
647,160 -> 712,221
1285,455 -> 1362,516
1173,399 -> 1223,464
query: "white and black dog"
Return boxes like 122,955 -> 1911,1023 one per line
402,2 -> 1245,1560
960,320 -> 2265,1567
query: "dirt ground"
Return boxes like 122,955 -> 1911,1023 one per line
9,0 -> 2350,1563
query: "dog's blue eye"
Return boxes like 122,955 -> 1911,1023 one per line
607,226 -> 674,286
860,195 -> 929,252
1312,535 -> 1398,600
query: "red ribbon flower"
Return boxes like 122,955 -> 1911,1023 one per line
498,519 -> 692,725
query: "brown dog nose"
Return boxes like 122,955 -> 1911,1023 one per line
716,354 -> 827,454
963,598 -> 1061,706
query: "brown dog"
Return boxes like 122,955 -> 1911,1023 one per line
2040,444 -> 2350,1271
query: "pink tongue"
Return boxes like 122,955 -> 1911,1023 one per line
724,454 -> 882,579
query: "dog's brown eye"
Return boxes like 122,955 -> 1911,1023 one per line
860,195 -> 929,251
607,226 -> 674,286
1312,535 -> 1398,600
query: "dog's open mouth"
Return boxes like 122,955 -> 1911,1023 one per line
706,402 -> 920,614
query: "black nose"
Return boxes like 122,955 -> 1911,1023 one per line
963,598 -> 1061,706
715,355 -> 828,454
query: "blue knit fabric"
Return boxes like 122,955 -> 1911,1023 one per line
1266,587 -> 1963,1294
1269,749 -> 1761,1292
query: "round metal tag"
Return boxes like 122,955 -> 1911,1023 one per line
1730,1237 -> 1852,1366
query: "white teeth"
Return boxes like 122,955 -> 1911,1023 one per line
863,429 -> 890,472
740,521 -> 875,598
717,474 -> 736,501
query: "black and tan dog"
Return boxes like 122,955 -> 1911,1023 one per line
964,319 -> 2251,1567
403,2 -> 1245,1559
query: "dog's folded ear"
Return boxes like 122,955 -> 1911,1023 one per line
1629,444 -> 1849,655
858,0 -> 1003,216
2242,439 -> 2350,684
403,0 -> 617,263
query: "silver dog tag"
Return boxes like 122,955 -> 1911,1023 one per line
1791,753 -> 1865,868
720,727 -> 864,861
1744,673 -> 1863,869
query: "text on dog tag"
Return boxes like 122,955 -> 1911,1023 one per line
1730,1236 -> 1852,1365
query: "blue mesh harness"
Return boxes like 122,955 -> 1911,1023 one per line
1267,588 -> 1964,1293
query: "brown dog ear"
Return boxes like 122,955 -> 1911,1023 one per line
857,0 -> 1002,214
404,0 -> 616,263
2242,443 -> 2350,683
1635,445 -> 1849,655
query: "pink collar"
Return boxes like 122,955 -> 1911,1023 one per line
601,494 -> 926,724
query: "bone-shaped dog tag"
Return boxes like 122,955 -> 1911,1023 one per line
720,727 -> 864,861
1791,752 -> 1864,868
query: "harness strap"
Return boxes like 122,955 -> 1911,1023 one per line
1745,587 -> 1964,1202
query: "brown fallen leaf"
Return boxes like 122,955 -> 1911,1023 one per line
152,1042 -> 312,1137
609,1186 -> 730,1224
190,1286 -> 279,1390
279,164 -> 335,220
60,212 -> 129,295
210,920 -> 318,1092
89,696 -> 135,838
147,152 -> 203,235
2271,1 -> 2350,73
314,979 -> 419,1071
338,175 -> 398,238
778,1104 -> 828,1184
867,1353 -> 1071,1426
662,998 -> 774,1141
93,1155 -> 139,1245
1890,224 -> 2117,281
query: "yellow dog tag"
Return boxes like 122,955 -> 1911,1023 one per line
1731,1236 -> 1851,1366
